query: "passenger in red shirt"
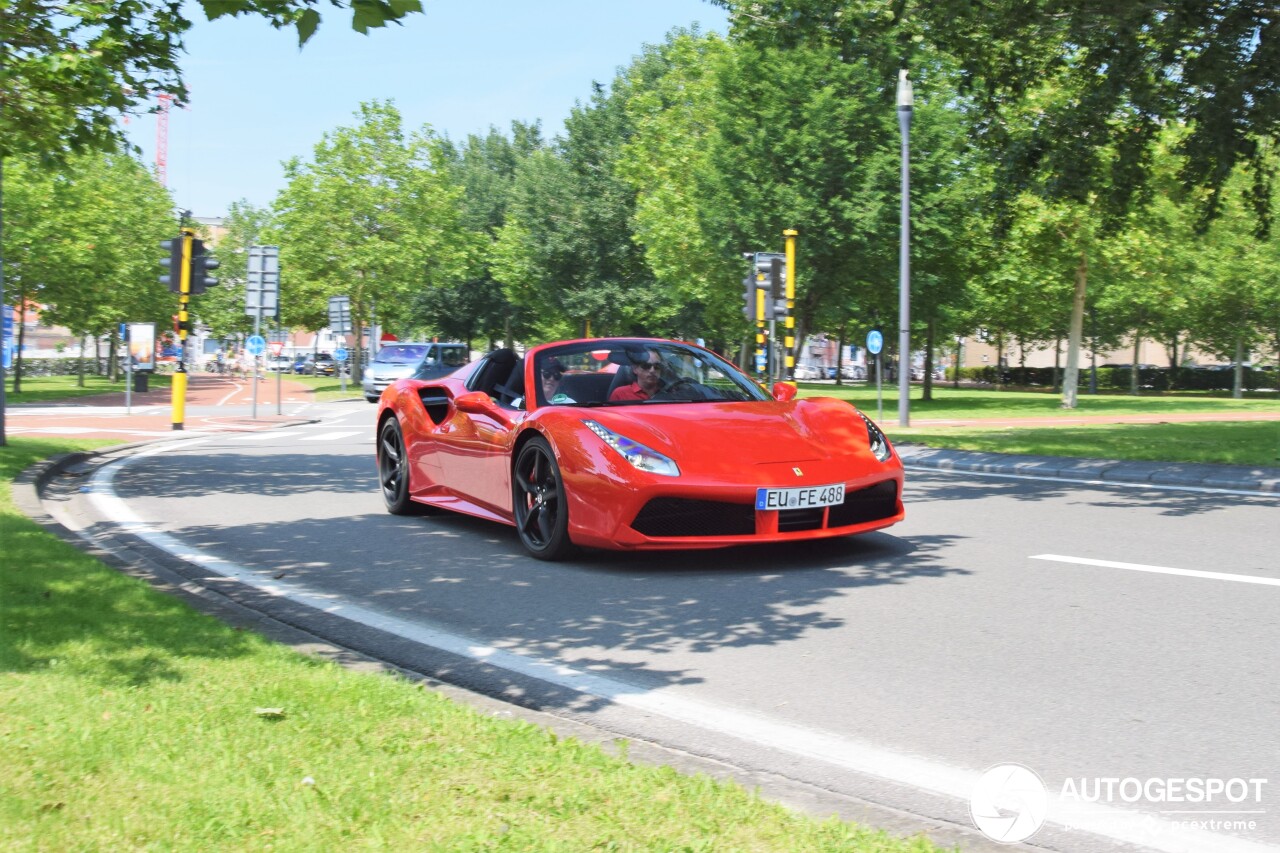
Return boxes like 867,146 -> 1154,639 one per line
609,351 -> 664,401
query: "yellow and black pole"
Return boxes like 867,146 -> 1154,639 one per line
171,228 -> 194,430
783,229 -> 798,384
755,276 -> 767,379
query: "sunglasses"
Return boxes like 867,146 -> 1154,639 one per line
541,371 -> 563,380
633,362 -> 661,371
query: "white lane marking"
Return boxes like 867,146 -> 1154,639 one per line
298,431 -> 363,442
82,443 -> 1279,853
215,386 -> 243,406
903,464 -> 1276,498
1032,554 -> 1280,587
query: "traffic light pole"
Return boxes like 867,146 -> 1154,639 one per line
171,229 -> 194,431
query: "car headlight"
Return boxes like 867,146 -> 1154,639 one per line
858,411 -> 893,462
583,419 -> 680,477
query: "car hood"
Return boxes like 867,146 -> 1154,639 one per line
586,398 -> 876,470
368,362 -> 416,379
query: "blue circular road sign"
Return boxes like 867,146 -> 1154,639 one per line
333,347 -> 348,362
246,335 -> 266,356
866,330 -> 883,355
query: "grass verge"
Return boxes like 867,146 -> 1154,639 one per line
804,384 -> 1280,467
892,421 -> 1280,467
4,374 -> 171,403
805,383 -> 1280,417
284,373 -> 365,402
0,438 -> 944,852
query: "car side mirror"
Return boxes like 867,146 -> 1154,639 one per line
771,382 -> 798,402
454,391 -> 516,426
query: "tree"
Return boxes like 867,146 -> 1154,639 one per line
271,101 -> 470,380
413,123 -> 546,350
3,151 -> 174,389
717,1 -> 1280,405
0,0 -> 423,443
494,83 -> 664,340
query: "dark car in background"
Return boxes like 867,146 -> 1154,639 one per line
296,352 -> 339,376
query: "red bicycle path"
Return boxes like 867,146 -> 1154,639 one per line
5,372 -> 329,441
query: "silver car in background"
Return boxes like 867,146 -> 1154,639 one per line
362,342 -> 469,402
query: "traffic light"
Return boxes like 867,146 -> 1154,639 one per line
189,238 -> 220,294
742,275 -> 756,321
752,252 -> 786,321
159,235 -> 185,293
768,257 -> 787,318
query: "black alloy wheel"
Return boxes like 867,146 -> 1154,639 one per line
378,417 -> 428,515
512,437 -> 574,561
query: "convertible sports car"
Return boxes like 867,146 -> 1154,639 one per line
375,337 -> 904,561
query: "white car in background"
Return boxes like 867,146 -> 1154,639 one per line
363,342 -> 469,402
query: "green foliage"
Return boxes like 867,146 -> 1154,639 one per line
271,101 -> 472,376
412,123 -> 548,349
3,151 -> 177,371
0,0 -> 424,164
495,84 -> 666,340
717,0 -> 1280,234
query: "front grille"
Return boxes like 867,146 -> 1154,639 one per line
631,498 -> 755,538
778,507 -> 824,532
827,480 -> 898,527
632,480 -> 898,539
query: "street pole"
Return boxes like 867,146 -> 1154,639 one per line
251,304 -> 261,419
276,324 -> 282,416
897,69 -> 913,427
783,229 -> 798,384
124,325 -> 132,413
171,229 -> 194,431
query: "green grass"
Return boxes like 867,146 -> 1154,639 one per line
4,373 -> 172,402
892,421 -> 1280,467
285,372 -> 364,402
799,384 -> 1280,467
0,438 -> 944,852
803,383 -> 1280,417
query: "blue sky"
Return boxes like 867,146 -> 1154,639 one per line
128,1 -> 728,218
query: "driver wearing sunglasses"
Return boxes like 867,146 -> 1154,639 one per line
609,350 -> 664,401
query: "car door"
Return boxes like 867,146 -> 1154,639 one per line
433,352 -> 522,514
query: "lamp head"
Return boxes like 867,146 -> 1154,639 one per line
897,69 -> 913,108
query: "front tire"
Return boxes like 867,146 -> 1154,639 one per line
512,437 -> 575,561
378,417 -> 429,515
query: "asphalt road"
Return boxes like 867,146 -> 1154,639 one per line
36,401 -> 1280,853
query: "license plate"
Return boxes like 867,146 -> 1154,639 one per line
755,483 -> 845,511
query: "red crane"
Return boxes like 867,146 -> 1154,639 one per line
155,93 -> 174,186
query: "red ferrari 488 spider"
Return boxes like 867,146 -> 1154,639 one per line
376,337 -> 904,560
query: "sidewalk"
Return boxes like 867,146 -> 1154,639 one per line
5,372 -> 319,441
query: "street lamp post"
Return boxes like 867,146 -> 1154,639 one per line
897,69 -> 913,427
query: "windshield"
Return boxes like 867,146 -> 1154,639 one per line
374,345 -> 428,365
532,340 -> 769,408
